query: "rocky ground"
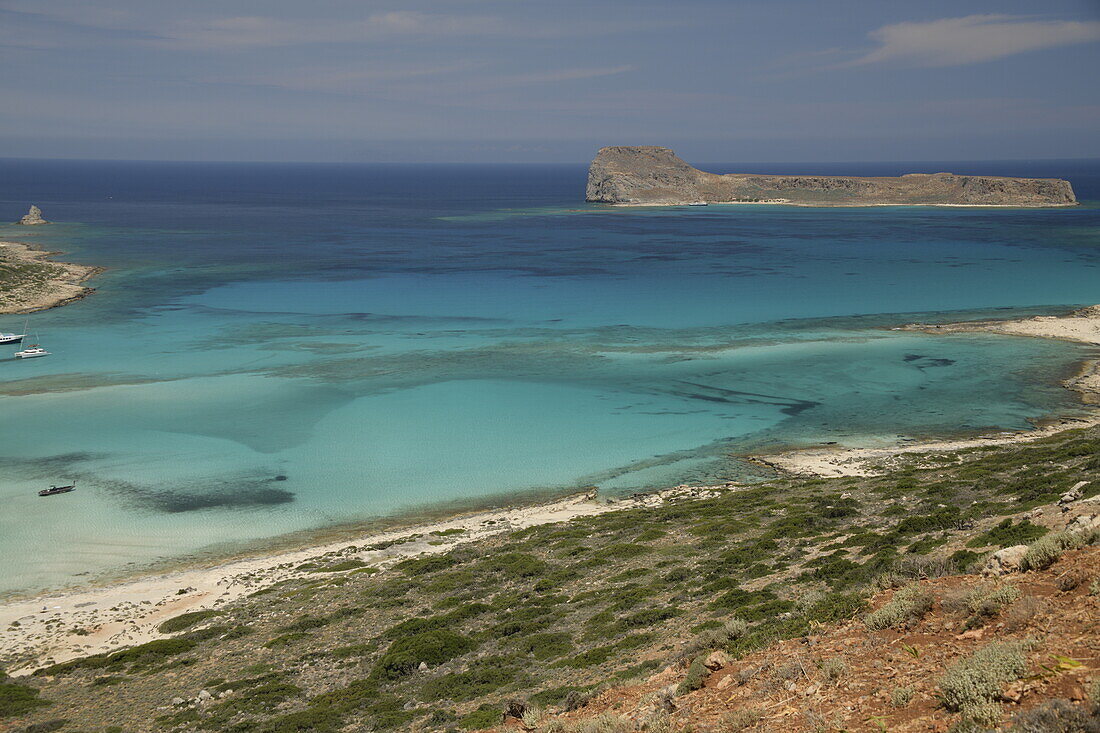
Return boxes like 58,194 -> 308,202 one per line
528,545 -> 1100,732
0,240 -> 102,314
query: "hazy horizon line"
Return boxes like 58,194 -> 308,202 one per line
3,155 -> 1099,167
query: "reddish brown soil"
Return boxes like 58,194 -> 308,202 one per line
522,547 -> 1100,732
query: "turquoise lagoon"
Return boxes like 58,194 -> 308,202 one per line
0,159 -> 1098,595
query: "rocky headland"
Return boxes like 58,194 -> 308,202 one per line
0,240 -> 102,314
16,205 -> 49,225
586,146 -> 1078,207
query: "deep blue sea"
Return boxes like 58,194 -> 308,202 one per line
1,158 -> 1098,595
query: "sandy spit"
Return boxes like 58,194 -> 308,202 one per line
757,305 -> 1100,478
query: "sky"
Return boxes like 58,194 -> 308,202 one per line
1,0 -> 1099,163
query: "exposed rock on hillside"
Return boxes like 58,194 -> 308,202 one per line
16,205 -> 48,225
586,146 -> 1078,207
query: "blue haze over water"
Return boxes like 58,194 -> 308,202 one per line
1,158 -> 1099,595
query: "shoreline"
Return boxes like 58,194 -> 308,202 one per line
0,240 -> 103,315
3,304 -> 1100,673
759,305 -> 1100,477
0,485 -> 724,674
603,201 -> 1079,208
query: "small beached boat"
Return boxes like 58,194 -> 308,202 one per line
687,202 -> 708,206
38,483 -> 76,497
15,345 -> 50,358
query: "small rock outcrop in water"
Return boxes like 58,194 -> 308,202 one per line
17,205 -> 49,225
586,146 -> 1078,207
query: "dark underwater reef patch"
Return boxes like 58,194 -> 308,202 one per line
146,486 -> 295,513
0,452 -> 103,478
107,476 -> 295,513
904,354 -> 957,369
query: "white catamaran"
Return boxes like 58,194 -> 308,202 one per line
15,345 -> 50,358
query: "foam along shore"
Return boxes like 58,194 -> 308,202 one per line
758,305 -> 1100,478
0,240 -> 103,314
0,485 -> 730,675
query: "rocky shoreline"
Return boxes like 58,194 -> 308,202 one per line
0,240 -> 103,315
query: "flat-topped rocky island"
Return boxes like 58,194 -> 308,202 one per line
586,146 -> 1078,207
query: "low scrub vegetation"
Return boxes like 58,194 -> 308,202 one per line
864,582 -> 934,630
12,425 -> 1100,731
939,641 -> 1029,726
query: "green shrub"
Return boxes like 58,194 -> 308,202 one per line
37,638 -> 198,675
1021,530 -> 1097,571
457,703 -> 500,730
864,583 -> 934,630
0,678 -> 51,717
518,632 -> 573,660
157,609 -> 222,634
939,642 -> 1028,725
372,629 -> 475,681
817,657 -> 847,684
419,656 -> 526,701
963,583 -> 1020,629
676,655 -> 709,695
478,552 -> 546,579
966,519 -> 1047,549
393,554 -> 457,576
1007,698 -> 1099,732
720,708 -> 763,730
890,686 -> 914,708
263,632 -> 312,648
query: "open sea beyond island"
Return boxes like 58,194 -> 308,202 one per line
1,158 -> 1099,596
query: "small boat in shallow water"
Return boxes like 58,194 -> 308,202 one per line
15,345 -> 50,358
39,483 -> 76,497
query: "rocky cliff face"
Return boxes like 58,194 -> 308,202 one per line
17,205 -> 49,225
586,147 -> 1077,207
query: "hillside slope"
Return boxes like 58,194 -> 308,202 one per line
3,427 -> 1100,732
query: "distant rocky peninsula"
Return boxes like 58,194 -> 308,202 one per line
586,146 -> 1078,207
0,240 -> 101,314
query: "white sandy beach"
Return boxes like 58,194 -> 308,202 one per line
0,485 -> 726,675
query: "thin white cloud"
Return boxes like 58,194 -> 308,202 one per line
216,64 -> 634,97
850,14 -> 1100,67
156,12 -> 510,50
